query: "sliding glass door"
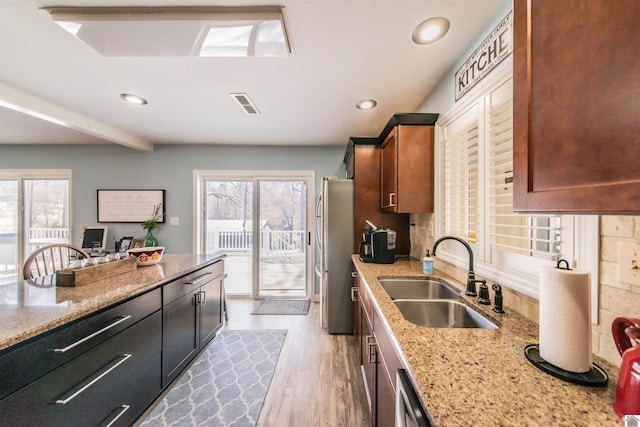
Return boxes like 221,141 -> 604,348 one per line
0,171 -> 71,284
203,180 -> 254,295
197,171 -> 313,299
0,180 -> 18,285
257,180 -> 307,297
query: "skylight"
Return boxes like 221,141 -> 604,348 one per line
45,6 -> 292,58
200,20 -> 288,57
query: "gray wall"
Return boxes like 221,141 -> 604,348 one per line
416,0 -> 512,113
0,143 -> 347,253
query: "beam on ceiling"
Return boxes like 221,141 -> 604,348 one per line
0,82 -> 153,151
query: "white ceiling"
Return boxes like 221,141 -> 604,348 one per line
0,0 -> 509,151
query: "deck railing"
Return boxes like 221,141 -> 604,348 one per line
207,229 -> 305,258
29,228 -> 69,242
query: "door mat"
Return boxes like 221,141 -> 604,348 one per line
140,329 -> 287,427
251,299 -> 310,315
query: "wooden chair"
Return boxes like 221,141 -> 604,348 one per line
23,244 -> 90,280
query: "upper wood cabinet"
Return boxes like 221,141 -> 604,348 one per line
345,138 -> 410,256
380,124 -> 435,213
513,0 -> 640,213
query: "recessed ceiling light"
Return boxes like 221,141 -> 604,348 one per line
356,99 -> 377,110
412,17 -> 450,45
120,93 -> 148,105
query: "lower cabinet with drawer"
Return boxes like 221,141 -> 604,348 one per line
0,258 -> 225,426
0,290 -> 162,427
353,268 -> 403,427
162,259 -> 224,388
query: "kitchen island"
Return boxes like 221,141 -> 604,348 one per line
352,255 -> 620,426
0,253 -> 223,350
0,253 -> 225,427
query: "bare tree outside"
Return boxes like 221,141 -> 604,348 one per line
203,178 -> 307,297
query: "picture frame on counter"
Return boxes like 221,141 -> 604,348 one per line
130,238 -> 146,249
117,236 -> 133,253
97,189 -> 166,223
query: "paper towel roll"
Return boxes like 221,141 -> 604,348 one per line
539,265 -> 592,373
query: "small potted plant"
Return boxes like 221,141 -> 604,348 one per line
141,203 -> 163,247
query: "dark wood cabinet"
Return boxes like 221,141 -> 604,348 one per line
199,273 -> 223,347
0,258 -> 225,426
353,267 -> 402,427
380,125 -> 435,214
359,284 -> 376,422
513,0 -> 640,213
162,260 -> 224,388
373,308 -> 402,427
347,139 -> 411,256
0,289 -> 162,427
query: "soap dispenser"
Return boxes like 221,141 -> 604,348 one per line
422,250 -> 433,274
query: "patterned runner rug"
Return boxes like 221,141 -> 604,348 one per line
140,329 -> 287,426
251,299 -> 310,315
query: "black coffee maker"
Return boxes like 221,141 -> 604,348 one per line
359,220 -> 396,264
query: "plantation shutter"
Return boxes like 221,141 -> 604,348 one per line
487,98 -> 561,261
441,120 -> 479,243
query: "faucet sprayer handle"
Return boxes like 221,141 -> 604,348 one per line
492,283 -> 505,314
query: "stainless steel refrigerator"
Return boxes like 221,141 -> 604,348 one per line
317,177 -> 354,334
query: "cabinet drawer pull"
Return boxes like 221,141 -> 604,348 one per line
186,272 -> 212,285
104,405 -> 131,427
366,335 -> 377,364
351,272 -> 358,278
54,315 -> 132,353
351,286 -> 358,302
55,354 -> 132,405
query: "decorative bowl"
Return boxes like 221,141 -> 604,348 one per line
127,246 -> 165,266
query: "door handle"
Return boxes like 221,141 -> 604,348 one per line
366,335 -> 377,364
194,291 -> 206,306
351,286 -> 358,302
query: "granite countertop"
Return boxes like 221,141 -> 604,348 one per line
352,255 -> 621,426
0,253 -> 225,351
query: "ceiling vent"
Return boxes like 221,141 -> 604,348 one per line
230,93 -> 260,115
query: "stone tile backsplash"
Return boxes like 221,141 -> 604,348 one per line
409,213 -> 640,367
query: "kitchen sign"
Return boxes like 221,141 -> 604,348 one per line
455,11 -> 513,101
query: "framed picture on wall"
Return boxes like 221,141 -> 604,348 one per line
97,189 -> 166,223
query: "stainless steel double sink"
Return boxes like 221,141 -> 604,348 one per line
378,278 -> 498,329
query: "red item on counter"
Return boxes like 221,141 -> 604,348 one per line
612,317 -> 640,419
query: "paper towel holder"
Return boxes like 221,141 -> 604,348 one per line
524,344 -> 608,387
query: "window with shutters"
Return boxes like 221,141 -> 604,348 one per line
434,59 -> 598,304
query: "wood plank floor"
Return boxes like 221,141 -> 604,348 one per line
224,298 -> 371,427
